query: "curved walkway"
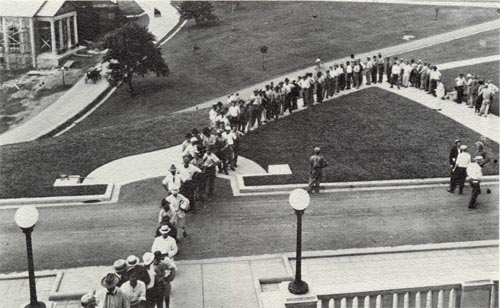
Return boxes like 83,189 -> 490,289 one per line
134,0 -> 181,43
83,146 -> 265,185
82,56 -> 499,187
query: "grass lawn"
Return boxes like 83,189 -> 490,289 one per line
239,87 -> 499,185
394,28 -> 499,65
70,1 -> 499,133
0,110 -> 208,198
441,61 -> 500,116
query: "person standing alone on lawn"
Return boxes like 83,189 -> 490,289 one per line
308,147 -> 328,194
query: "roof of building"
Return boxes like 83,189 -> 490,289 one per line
36,0 -> 68,17
0,0 -> 73,18
0,0 -> 46,17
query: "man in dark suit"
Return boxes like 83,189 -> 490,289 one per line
448,139 -> 461,192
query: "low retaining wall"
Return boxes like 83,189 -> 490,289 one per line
0,184 -> 114,207
238,175 -> 499,194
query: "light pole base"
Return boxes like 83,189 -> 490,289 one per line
24,302 -> 46,308
288,279 -> 309,295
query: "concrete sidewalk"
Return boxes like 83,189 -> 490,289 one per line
0,77 -> 110,146
0,0 -> 181,147
134,0 -> 181,44
83,145 -> 266,185
1,241 -> 496,308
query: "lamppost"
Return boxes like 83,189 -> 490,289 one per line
61,67 -> 66,87
288,188 -> 310,295
14,206 -> 46,308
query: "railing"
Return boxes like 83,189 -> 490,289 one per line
316,281 -> 498,308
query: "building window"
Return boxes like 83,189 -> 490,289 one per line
8,26 -> 20,48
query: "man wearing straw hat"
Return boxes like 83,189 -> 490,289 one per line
81,291 -> 97,308
95,273 -> 130,308
151,225 -> 178,259
166,188 -> 190,239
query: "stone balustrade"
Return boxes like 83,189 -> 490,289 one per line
314,281 -> 498,308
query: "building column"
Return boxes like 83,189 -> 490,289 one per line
58,19 -> 64,52
73,14 -> 78,45
50,19 -> 56,54
29,18 -> 37,67
66,17 -> 72,48
2,17 -> 10,70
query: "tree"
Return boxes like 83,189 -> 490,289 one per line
102,23 -> 169,95
179,1 -> 215,25
259,45 -> 268,71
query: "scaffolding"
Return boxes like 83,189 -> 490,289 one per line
0,16 -> 35,71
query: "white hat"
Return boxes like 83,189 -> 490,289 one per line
159,225 -> 171,234
225,125 -> 231,130
474,155 -> 485,162
466,73 -> 472,78
460,145 -> 468,150
113,259 -> 127,273
81,292 -> 96,305
126,255 -> 140,267
170,188 -> 179,194
190,137 -> 198,142
314,147 -> 320,153
142,252 -> 154,266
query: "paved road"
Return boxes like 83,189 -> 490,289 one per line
0,178 -> 497,273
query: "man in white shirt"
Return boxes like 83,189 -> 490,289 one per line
182,137 -> 198,159
429,66 -> 441,96
466,156 -> 484,209
166,188 -> 190,239
345,61 -> 353,90
96,273 -> 130,308
365,57 -> 373,85
120,273 -> 146,308
455,73 -> 466,103
450,145 -> 471,194
222,125 -> 236,170
390,58 -> 400,89
178,155 -> 201,210
334,64 -> 343,93
151,225 -> 178,259
162,165 -> 181,194
202,147 -> 221,197
209,104 -> 218,127
300,75 -> 312,106
227,100 -> 240,127
283,78 -> 293,113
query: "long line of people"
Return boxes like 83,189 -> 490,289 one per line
77,53 -> 498,308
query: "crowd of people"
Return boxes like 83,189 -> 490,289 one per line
77,52 -> 497,307
79,250 -> 177,308
453,73 -> 498,117
448,139 -> 493,209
